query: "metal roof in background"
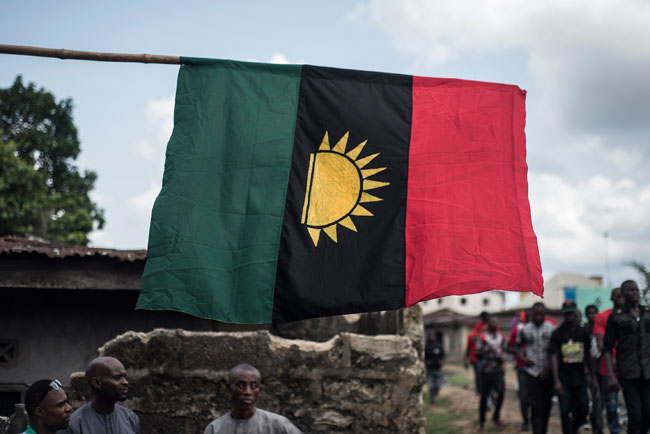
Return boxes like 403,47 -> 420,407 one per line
0,234 -> 146,262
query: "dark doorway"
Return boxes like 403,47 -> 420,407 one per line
0,391 -> 21,417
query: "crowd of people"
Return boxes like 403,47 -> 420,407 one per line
21,358 -> 302,434
425,279 -> 650,434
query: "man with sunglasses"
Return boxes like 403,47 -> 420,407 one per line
60,356 -> 140,434
203,363 -> 302,434
23,379 -> 72,434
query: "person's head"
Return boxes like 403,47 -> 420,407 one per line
585,304 -> 598,324
86,357 -> 129,403
427,333 -> 435,343
227,364 -> 262,415
611,287 -> 624,308
523,309 -> 532,323
24,379 -> 72,432
561,300 -> 579,325
479,311 -> 489,323
486,315 -> 497,332
621,280 -> 640,305
531,302 -> 546,326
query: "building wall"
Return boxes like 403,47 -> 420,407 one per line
516,273 -> 603,310
0,288 -> 261,416
421,291 -> 505,316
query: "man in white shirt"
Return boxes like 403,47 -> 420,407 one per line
203,364 -> 302,434
517,302 -> 557,434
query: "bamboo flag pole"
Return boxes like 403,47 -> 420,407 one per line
0,44 -> 180,65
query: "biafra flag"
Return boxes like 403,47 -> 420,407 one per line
136,57 -> 543,324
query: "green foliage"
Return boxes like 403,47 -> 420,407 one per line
0,76 -> 104,245
424,396 -> 465,434
0,140 -> 48,233
624,260 -> 650,304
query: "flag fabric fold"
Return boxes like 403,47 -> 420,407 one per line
136,57 -> 543,324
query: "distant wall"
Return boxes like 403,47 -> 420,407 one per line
63,307 -> 425,434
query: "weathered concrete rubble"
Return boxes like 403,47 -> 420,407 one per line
64,308 -> 425,434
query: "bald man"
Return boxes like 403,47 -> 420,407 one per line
203,364 -> 302,434
58,356 -> 140,434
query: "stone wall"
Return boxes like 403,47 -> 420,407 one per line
63,309 -> 424,434
0,404 -> 27,434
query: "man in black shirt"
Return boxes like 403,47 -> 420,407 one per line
603,280 -> 650,434
424,333 -> 445,403
550,300 -> 596,434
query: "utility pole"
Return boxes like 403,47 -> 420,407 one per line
604,232 -> 611,287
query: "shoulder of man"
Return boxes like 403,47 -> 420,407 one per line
256,409 -> 303,433
57,403 -> 91,434
69,402 -> 93,423
115,404 -> 140,425
203,413 -> 231,434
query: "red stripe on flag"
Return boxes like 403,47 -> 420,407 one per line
405,76 -> 543,306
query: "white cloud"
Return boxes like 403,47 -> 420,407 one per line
269,52 -> 290,64
128,181 -> 162,220
353,0 -> 650,139
133,96 -> 174,162
529,172 -> 650,284
88,229 -> 113,249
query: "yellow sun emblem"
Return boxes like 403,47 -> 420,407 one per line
301,131 -> 389,246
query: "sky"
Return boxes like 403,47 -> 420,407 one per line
2,0 -> 649,291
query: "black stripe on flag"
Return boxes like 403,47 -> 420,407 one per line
273,65 -> 413,323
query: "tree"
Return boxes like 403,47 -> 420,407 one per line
624,259 -> 650,304
0,76 -> 104,245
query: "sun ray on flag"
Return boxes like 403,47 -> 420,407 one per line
332,131 -> 349,153
308,227 -> 321,246
319,131 -> 330,151
363,180 -> 390,190
351,205 -> 373,216
347,140 -> 367,160
356,153 -> 379,169
339,216 -> 358,232
361,167 -> 386,178
323,225 -> 338,242
359,192 -> 382,203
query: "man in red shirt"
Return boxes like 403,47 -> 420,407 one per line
593,287 -> 624,434
466,312 -> 489,395
476,315 -> 506,431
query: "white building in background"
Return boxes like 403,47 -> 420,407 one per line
515,273 -> 603,310
421,291 -> 505,316
420,273 -> 603,316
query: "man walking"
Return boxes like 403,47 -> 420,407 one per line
594,287 -> 624,434
23,379 -> 72,434
508,309 -> 532,431
424,333 -> 445,403
204,364 -> 302,434
585,304 -> 603,434
60,356 -> 140,434
550,300 -> 597,434
517,302 -> 557,434
603,280 -> 650,434
476,315 -> 506,431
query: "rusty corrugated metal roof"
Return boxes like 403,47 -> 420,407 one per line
0,234 -> 146,262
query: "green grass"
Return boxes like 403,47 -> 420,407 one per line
447,373 -> 475,388
423,395 -> 466,434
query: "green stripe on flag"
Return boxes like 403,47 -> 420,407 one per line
137,57 -> 302,323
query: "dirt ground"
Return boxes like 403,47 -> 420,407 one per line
431,362 -> 563,433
